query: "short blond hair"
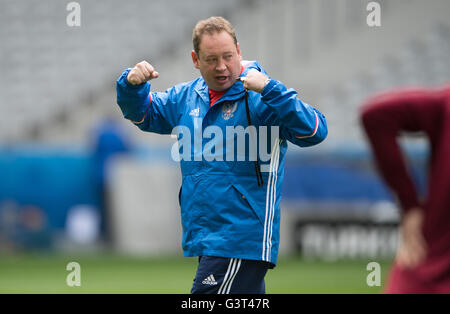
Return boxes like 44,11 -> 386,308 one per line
192,16 -> 237,54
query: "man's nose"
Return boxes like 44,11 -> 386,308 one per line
216,59 -> 226,72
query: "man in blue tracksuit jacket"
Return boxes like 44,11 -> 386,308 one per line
116,17 -> 327,294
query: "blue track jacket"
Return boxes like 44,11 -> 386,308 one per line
116,61 -> 327,265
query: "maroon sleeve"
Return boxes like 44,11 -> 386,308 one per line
360,87 -> 443,214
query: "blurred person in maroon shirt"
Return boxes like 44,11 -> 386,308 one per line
360,83 -> 450,293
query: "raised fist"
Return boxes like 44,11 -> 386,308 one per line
240,69 -> 270,93
127,61 -> 159,85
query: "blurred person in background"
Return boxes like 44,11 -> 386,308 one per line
116,16 -> 327,294
92,117 -> 131,244
360,83 -> 450,293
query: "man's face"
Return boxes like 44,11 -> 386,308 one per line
192,31 -> 242,92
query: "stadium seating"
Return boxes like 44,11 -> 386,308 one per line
0,0 -> 449,146
0,0 -> 239,143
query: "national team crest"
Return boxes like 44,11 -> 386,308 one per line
222,102 -> 238,120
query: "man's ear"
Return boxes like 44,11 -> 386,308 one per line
191,50 -> 200,69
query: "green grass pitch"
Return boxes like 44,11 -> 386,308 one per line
0,254 -> 391,294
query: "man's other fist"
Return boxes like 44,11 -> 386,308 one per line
127,61 -> 159,85
240,69 -> 270,93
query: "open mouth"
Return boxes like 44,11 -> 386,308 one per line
215,76 -> 229,83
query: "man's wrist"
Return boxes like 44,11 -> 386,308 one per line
263,77 -> 270,89
261,78 -> 276,96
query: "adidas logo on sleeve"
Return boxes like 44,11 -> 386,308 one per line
202,274 -> 218,285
